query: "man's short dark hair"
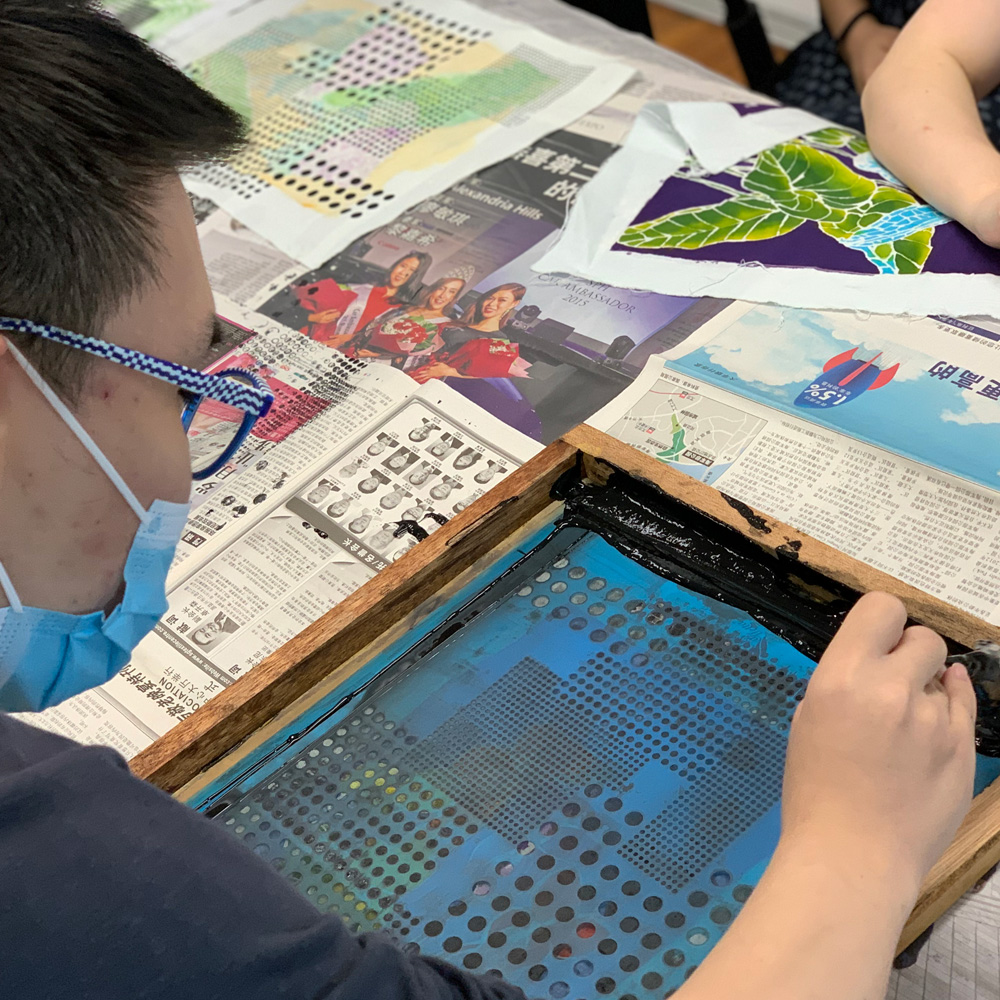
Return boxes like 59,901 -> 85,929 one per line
0,0 -> 245,400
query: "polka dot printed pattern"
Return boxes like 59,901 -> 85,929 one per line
184,1 -> 588,221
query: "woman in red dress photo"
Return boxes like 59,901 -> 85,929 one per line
345,276 -> 466,363
291,251 -> 432,346
409,282 -> 529,383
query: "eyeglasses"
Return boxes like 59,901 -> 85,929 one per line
0,316 -> 274,480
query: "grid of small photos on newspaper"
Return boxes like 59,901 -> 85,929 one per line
146,394 -> 525,698
289,398 -> 515,572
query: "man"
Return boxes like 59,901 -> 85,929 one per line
0,3 -> 979,998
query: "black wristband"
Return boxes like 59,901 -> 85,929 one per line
834,7 -> 874,47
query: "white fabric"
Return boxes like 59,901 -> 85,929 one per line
668,102 -> 831,174
537,101 -> 688,282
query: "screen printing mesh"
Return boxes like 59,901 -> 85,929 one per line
213,529 -> 816,997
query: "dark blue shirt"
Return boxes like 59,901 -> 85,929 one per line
0,713 -> 527,1000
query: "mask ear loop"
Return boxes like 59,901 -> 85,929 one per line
4,339 -> 148,524
0,561 -> 24,614
0,383 -> 17,612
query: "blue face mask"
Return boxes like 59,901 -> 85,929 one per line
0,343 -> 191,712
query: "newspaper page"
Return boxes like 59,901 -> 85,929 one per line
170,301 -> 407,574
590,307 -> 1000,628
661,302 -> 1000,495
196,54 -> 755,311
197,210 -> 303,312
22,305 -> 538,757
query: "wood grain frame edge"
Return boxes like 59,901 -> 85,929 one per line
562,425 -> 1000,953
131,441 -> 577,791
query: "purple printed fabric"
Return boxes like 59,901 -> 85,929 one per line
611,126 -> 1000,278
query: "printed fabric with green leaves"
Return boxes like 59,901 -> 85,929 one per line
619,127 -> 950,275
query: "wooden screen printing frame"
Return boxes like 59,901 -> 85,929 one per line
131,425 -> 1000,953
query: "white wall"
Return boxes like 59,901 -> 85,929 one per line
651,0 -> 821,50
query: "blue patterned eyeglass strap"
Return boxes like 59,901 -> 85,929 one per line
0,316 -> 274,418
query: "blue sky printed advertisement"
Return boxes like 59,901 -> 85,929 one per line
660,302 -> 1000,493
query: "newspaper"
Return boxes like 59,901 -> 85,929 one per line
18,43 -> 759,756
590,304 -> 1000,628
21,301 -> 538,756
197,210 -> 303,311
661,302 -> 1000,496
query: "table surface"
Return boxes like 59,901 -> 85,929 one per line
462,3 -> 1000,997
180,0 -> 1000,994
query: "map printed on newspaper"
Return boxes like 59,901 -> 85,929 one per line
606,371 -> 766,485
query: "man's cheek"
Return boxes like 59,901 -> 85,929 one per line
140,424 -> 195,504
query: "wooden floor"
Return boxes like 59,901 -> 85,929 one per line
647,3 -> 786,85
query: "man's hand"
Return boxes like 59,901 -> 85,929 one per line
676,592 -> 976,1000
782,592 -> 976,894
842,18 -> 901,92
